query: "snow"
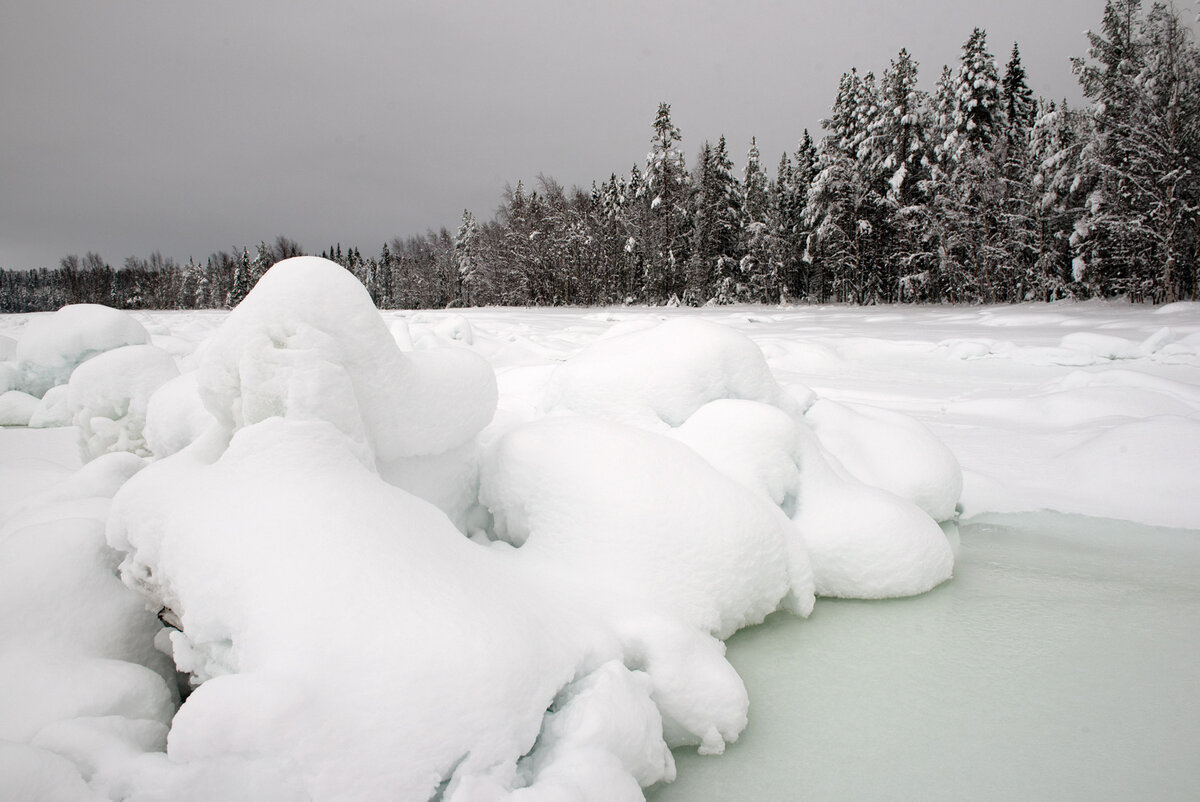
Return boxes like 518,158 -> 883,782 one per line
543,317 -> 800,428
0,389 -> 40,425
69,345 -> 180,462
6,304 -> 150,398
1,289 -> 1198,800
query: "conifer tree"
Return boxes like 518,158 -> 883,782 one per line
644,103 -> 691,301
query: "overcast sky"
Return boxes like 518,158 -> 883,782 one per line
0,0 -> 1142,270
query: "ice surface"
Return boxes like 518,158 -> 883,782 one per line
649,513 -> 1200,802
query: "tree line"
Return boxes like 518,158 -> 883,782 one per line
3,0 -> 1197,313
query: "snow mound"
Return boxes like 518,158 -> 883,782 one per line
198,256 -> 496,463
143,372 -> 216,458
544,318 -> 793,428
480,415 -> 814,637
109,418 -> 616,801
674,400 -> 954,599
0,389 -> 40,425
804,399 -> 963,521
68,344 -> 180,461
11,305 -> 150,398
29,385 -> 73,428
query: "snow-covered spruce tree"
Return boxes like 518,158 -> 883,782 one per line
741,137 -> 781,302
1071,0 -> 1200,300
787,131 -> 819,298
998,43 -> 1042,299
454,209 -> 479,307
1028,98 -> 1091,299
687,136 -> 742,304
936,28 -> 1009,302
644,102 -> 691,302
868,48 -> 937,301
806,69 -> 892,303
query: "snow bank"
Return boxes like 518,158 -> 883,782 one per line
68,345 -> 180,461
1044,417 -> 1200,529
543,318 -> 796,428
9,305 -> 150,397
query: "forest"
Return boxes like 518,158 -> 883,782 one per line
3,0 -> 1197,312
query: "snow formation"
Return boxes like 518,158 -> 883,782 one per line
0,259 -> 966,801
4,304 -> 150,399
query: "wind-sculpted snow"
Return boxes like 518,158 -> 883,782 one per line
0,267 -> 975,801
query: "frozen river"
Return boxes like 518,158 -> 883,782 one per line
651,512 -> 1200,801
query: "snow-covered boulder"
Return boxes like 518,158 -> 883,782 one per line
68,344 -> 180,462
12,305 -> 150,398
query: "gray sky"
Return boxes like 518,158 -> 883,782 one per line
1,0 -> 1125,270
